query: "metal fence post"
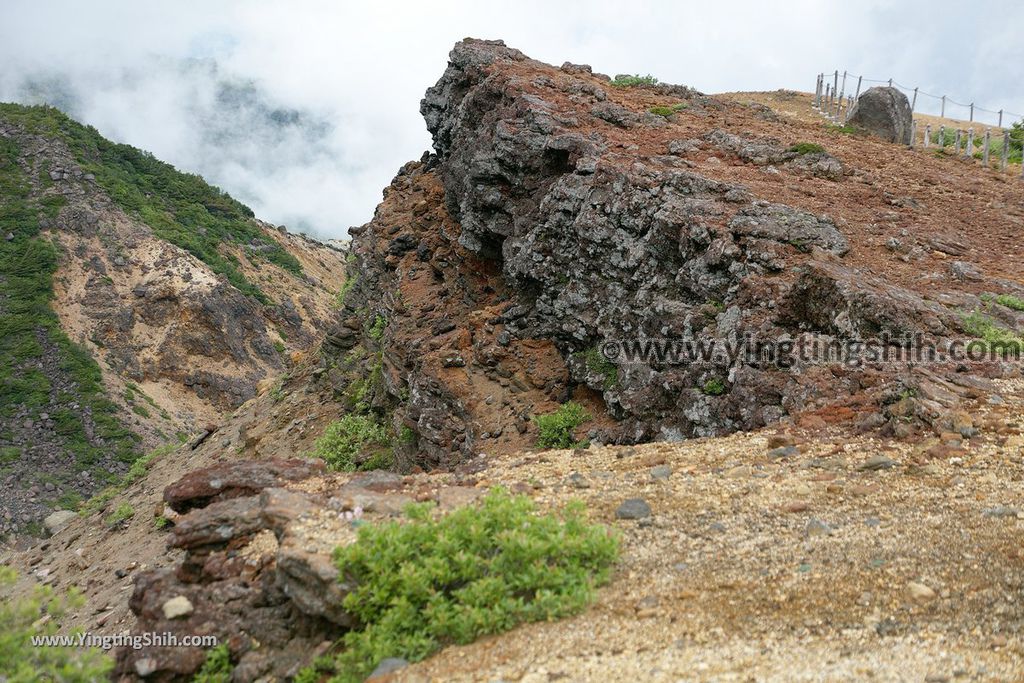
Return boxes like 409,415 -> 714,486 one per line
939,125 -> 945,148
969,103 -> 974,122
966,128 -> 974,158
854,75 -> 862,103
999,109 -> 1003,128
910,120 -> 917,147
888,78 -> 893,87
1002,130 -> 1010,170
983,128 -> 991,165
911,87 -> 918,112
924,124 -> 931,148
954,129 -> 961,154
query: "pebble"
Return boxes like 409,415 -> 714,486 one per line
161,595 -> 194,619
982,506 -> 1020,518
649,465 -> 672,480
615,498 -> 651,520
368,658 -> 409,679
768,445 -> 799,458
568,472 -> 591,489
906,581 -> 936,603
857,455 -> 896,471
804,519 -> 831,537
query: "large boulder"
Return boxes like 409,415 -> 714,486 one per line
848,86 -> 913,144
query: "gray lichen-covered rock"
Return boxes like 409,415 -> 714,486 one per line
848,87 -> 913,144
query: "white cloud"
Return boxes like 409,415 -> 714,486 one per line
2,0 -> 1021,238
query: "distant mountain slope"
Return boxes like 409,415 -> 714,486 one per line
0,104 -> 348,539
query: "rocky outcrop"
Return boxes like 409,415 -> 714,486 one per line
847,86 -> 913,145
326,38 -> 981,469
116,460 -> 477,681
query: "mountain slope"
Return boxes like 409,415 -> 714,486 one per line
2,39 -> 1024,682
0,104 -> 347,538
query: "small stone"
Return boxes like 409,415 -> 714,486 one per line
924,675 -> 950,683
782,502 -> 810,513
368,658 -> 409,679
135,658 -> 158,677
906,581 -> 936,603
636,595 -> 660,610
857,455 -> 896,471
864,516 -> 881,527
768,445 -> 799,458
983,506 -> 1019,519
650,464 -> 672,480
615,498 -> 651,520
766,434 -> 795,449
43,510 -> 77,535
848,484 -> 875,497
568,472 -> 590,489
161,595 -> 194,620
804,519 -> 831,537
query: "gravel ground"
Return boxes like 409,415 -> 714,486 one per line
396,380 -> 1024,682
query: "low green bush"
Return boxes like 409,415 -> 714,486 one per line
574,347 -> 618,390
994,294 -> 1024,312
610,74 -> 659,88
962,311 -> 1022,353
0,566 -> 114,681
104,503 -> 134,526
788,142 -> 826,155
192,644 -> 232,682
312,415 -> 393,471
701,378 -> 727,396
311,489 -> 618,683
533,401 -> 591,449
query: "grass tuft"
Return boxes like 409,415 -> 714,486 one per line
534,402 -> 591,449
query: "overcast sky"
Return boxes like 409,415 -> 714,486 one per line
2,0 -> 1022,239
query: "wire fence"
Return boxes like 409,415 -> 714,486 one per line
815,70 -> 1024,128
813,70 -> 1024,176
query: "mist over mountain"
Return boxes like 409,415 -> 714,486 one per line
3,56 -> 386,238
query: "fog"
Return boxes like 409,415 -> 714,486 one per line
2,0 -> 1021,238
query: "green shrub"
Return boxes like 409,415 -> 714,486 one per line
192,644 -> 232,682
994,294 -> 1024,312
574,348 -> 617,390
533,401 -> 591,449
132,404 -> 150,418
610,74 -> 659,88
334,277 -> 356,309
312,415 -> 393,471
788,142 -> 826,155
273,339 -> 286,354
649,103 -> 686,117
825,123 -> 858,135
702,378 -> 727,396
962,311 -> 1022,353
315,489 -> 619,683
0,566 -> 114,681
367,314 -> 386,341
104,503 -> 134,526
